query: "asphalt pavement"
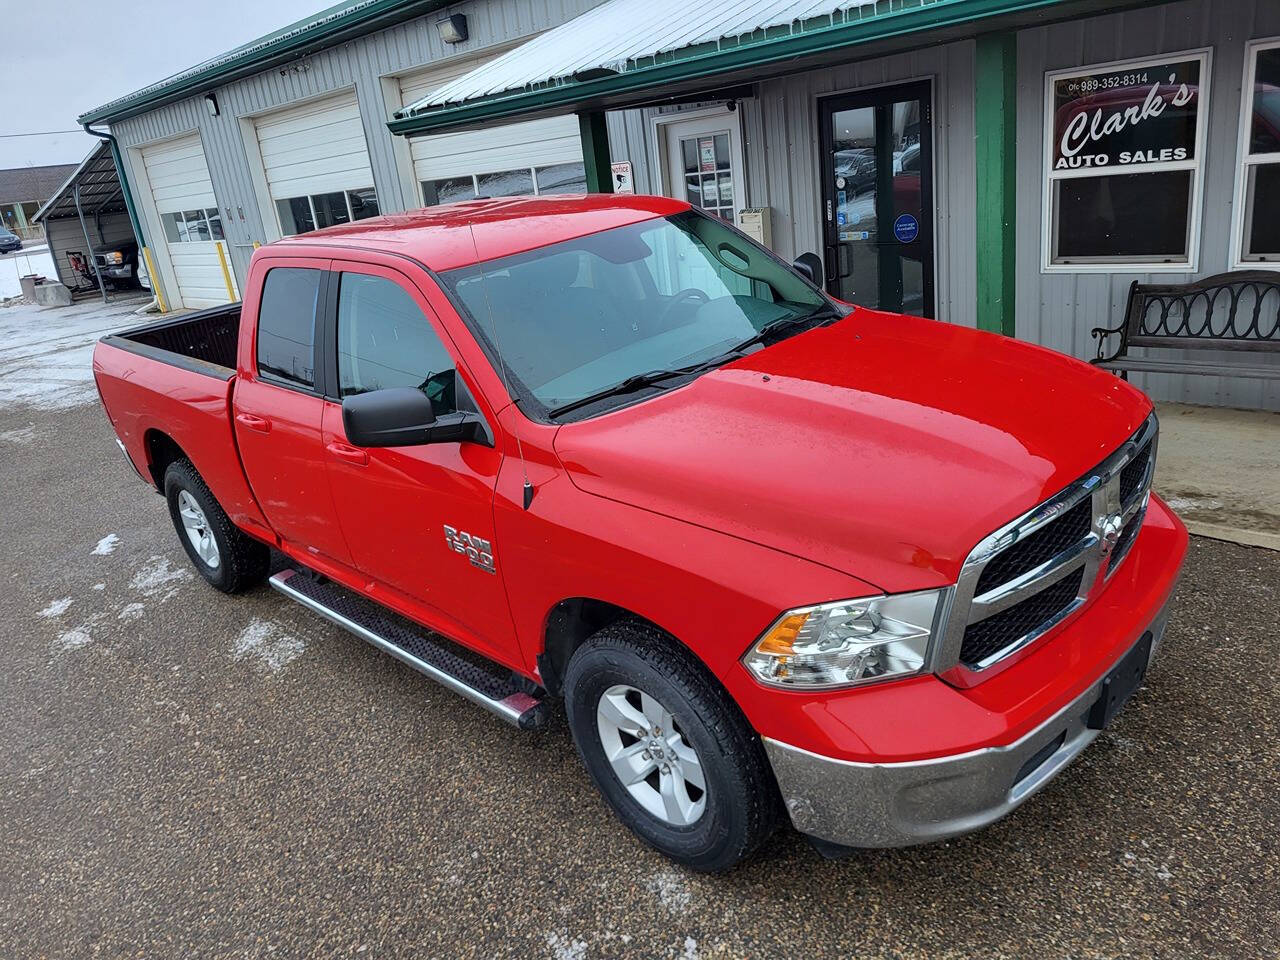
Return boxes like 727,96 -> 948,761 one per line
1,397 -> 1277,959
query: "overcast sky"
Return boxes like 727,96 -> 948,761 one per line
1,0 -> 323,170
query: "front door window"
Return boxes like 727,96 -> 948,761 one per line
820,83 -> 935,317
679,133 -> 736,220
661,112 -> 745,225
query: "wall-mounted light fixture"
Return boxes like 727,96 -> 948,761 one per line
204,93 -> 220,117
436,13 -> 468,44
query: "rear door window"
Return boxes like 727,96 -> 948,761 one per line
257,267 -> 322,389
336,272 -> 460,415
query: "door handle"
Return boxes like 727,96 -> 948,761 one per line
235,412 -> 271,434
326,441 -> 368,466
823,246 -> 837,282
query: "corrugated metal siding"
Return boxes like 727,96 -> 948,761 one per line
43,213 -> 135,289
1015,0 -> 1280,410
606,41 -> 976,326
110,0 -> 607,287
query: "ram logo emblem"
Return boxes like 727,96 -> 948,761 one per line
444,525 -> 496,574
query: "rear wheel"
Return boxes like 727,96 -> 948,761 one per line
563,620 -> 781,872
163,459 -> 269,593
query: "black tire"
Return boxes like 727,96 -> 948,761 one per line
163,459 -> 269,594
563,620 -> 781,872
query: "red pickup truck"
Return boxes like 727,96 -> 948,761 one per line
94,195 -> 1185,871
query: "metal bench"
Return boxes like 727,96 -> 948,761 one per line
1091,271 -> 1280,380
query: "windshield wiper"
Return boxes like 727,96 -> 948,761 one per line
548,367 -> 695,418
733,308 -> 841,352
683,307 -> 842,375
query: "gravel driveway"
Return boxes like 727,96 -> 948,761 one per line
1,387 -> 1276,958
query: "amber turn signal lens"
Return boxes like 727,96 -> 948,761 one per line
755,612 -> 809,655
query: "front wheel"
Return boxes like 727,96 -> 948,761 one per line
564,621 -> 781,872
164,459 -> 269,593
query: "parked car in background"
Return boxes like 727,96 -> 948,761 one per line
95,240 -> 140,289
0,225 -> 23,253
92,195 -> 1186,872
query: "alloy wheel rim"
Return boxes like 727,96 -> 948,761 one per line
177,490 -> 220,570
596,683 -> 706,826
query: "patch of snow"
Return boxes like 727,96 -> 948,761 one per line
129,555 -> 193,601
233,618 -> 305,674
682,937 -> 700,960
0,248 -> 56,300
1165,495 -> 1223,511
0,294 -> 150,412
1122,850 -> 1173,882
117,602 -> 145,621
53,628 -> 93,654
92,583 -> 105,591
0,424 -> 35,444
37,597 -> 73,618
544,932 -> 588,960
92,533 -> 120,556
646,869 -> 692,913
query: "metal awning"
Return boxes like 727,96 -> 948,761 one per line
407,0 -> 881,110
388,0 -> 1097,136
32,142 -> 124,223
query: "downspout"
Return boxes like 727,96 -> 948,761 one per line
82,124 -> 145,253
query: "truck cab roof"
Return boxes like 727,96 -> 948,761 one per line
274,193 -> 689,272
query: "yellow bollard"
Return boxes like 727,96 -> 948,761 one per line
215,240 -> 236,302
141,246 -> 168,313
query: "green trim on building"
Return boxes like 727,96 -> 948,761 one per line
974,30 -> 1017,337
79,0 -> 451,125
103,136 -> 150,261
390,0 -> 1073,136
578,112 -> 613,193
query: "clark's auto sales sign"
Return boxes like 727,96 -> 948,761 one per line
1052,57 -> 1202,171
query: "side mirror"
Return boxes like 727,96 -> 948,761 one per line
342,387 -> 491,447
792,252 -> 823,285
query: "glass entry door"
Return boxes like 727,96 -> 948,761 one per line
819,82 -> 935,316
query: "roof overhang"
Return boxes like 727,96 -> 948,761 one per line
79,0 -> 452,126
389,0 -> 1158,137
33,142 -> 125,223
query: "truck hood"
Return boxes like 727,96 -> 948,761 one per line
552,310 -> 1152,594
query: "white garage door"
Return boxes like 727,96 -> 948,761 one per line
141,133 -> 234,309
254,90 -> 380,236
399,60 -> 585,206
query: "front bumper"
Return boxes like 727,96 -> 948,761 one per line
102,264 -> 134,279
764,596 -> 1175,848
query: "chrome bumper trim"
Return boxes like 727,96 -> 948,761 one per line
765,595 -> 1175,849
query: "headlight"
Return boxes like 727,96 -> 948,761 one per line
743,588 -> 947,689
104,251 -> 123,264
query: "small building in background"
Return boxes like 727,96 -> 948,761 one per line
0,163 -> 78,243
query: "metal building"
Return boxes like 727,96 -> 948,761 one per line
79,0 -> 1279,408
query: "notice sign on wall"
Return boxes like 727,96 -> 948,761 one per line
1049,55 -> 1204,172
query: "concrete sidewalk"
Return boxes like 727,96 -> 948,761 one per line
1154,401 -> 1280,551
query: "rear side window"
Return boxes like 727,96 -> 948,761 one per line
257,267 -> 321,388
336,273 -> 459,415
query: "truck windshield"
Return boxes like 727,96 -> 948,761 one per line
442,211 -> 835,419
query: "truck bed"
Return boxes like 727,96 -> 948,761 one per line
100,302 -> 241,377
92,299 -> 274,542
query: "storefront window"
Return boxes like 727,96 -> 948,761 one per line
1043,52 -> 1209,270
1236,39 -> 1280,264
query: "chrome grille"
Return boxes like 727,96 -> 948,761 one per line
937,414 -> 1158,680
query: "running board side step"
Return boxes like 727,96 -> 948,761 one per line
269,569 -> 549,730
